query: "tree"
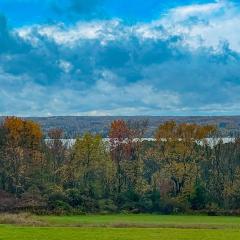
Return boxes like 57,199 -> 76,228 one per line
2,117 -> 44,196
109,119 -> 148,207
46,128 -> 67,184
202,136 -> 240,209
154,121 -> 215,209
64,133 -> 114,198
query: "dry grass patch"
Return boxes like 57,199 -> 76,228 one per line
0,213 -> 46,226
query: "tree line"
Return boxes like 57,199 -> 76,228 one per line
0,116 -> 240,214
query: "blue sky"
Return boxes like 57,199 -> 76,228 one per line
0,0 -> 240,116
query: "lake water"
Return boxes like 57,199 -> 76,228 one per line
45,137 -> 236,148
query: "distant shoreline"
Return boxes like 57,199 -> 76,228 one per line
2,116 -> 240,138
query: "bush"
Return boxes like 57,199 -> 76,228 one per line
115,191 -> 140,212
65,189 -> 82,207
79,195 -> 99,213
138,191 -> 161,212
189,183 -> 207,210
98,199 -> 118,213
205,203 -> 222,216
138,197 -> 153,212
48,191 -> 66,202
51,200 -> 72,214
48,191 -> 68,212
160,198 -> 186,214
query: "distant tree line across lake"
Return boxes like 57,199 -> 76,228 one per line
0,116 -> 240,215
1,116 -> 239,138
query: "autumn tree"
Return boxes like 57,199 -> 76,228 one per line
153,121 -> 215,209
64,133 -> 114,197
202,136 -> 240,209
2,117 -> 44,195
1,116 -> 240,214
46,128 -> 67,184
109,119 -> 148,201
0,124 -> 7,190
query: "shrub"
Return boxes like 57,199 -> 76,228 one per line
51,200 -> 72,214
189,183 -> 207,210
65,188 -> 82,207
98,199 -> 118,213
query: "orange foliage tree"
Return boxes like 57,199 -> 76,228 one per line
153,121 -> 216,208
2,117 -> 44,195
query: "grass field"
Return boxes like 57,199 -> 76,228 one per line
1,214 -> 240,240
36,214 -> 240,228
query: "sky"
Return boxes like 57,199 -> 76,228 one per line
0,0 -> 240,116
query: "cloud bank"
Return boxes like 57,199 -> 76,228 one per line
0,0 -> 240,116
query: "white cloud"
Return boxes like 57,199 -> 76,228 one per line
16,1 -> 240,53
59,60 -> 73,73
2,1 -> 240,116
142,1 -> 240,52
168,1 -> 225,20
17,19 -> 125,46
0,75 -> 180,116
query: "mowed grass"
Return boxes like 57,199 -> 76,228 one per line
36,214 -> 240,228
2,214 -> 240,240
1,226 -> 240,240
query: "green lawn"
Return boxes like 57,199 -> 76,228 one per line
36,214 -> 240,228
1,226 -> 240,240
2,214 -> 240,240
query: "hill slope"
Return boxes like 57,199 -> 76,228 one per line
17,116 -> 240,137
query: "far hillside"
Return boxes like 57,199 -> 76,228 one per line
0,116 -> 239,138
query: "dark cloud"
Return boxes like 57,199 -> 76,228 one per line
0,15 -> 29,54
1,1 -> 240,115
